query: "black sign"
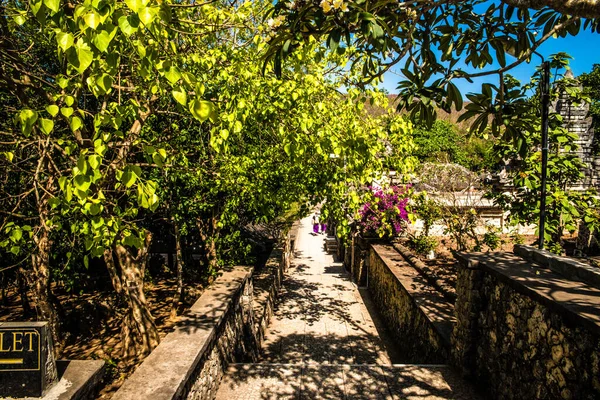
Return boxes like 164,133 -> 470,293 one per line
0,322 -> 57,398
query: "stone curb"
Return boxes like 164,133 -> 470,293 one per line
514,244 -> 600,289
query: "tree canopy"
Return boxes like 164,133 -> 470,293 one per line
265,0 -> 599,147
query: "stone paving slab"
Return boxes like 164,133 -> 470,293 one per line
216,364 -> 481,399
216,364 -> 302,400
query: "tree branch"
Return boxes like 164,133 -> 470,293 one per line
502,0 -> 600,19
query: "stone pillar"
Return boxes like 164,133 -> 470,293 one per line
352,236 -> 370,286
451,253 -> 484,377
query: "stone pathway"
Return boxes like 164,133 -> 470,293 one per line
215,216 -> 479,399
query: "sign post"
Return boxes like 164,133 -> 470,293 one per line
0,322 -> 57,398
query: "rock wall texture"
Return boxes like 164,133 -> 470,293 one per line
367,244 -> 453,364
452,253 -> 600,400
113,229 -> 295,400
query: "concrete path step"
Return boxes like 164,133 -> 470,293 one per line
215,363 -> 480,399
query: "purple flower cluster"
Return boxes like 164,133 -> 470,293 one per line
358,185 -> 410,238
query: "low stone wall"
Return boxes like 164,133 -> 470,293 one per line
453,252 -> 600,399
113,230 -> 294,400
367,244 -> 455,363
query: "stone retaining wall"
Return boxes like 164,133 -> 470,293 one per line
113,229 -> 295,400
367,244 -> 454,363
452,252 -> 600,400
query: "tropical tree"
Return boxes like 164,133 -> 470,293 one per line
0,0 -> 416,359
488,65 -> 600,253
265,0 -> 600,150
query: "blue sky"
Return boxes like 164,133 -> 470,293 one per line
379,30 -> 600,96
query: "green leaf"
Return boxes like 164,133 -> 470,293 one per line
92,26 -> 117,52
125,0 -> 143,12
43,0 -> 59,13
88,154 -> 101,169
14,15 -> 26,25
138,6 -> 158,25
10,229 -> 22,242
96,73 -> 114,93
46,105 -> 59,117
10,246 -> 20,255
58,176 -> 68,191
164,65 -> 181,85
38,118 -> 54,135
70,116 -> 83,131
19,109 -> 38,136
118,14 -> 140,36
67,40 -> 94,74
189,99 -> 215,122
74,174 -> 91,191
233,120 -> 242,133
447,82 -> 463,111
121,167 -> 137,187
172,88 -> 187,106
56,32 -> 74,52
61,107 -> 74,118
83,11 -> 101,30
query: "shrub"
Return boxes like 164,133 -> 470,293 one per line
408,234 -> 438,256
358,185 -> 410,239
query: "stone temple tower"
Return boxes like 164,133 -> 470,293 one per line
553,70 -> 598,189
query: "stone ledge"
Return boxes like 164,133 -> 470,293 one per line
514,244 -> 600,289
392,243 -> 457,303
112,266 -> 253,400
460,252 -> 600,336
371,244 -> 456,347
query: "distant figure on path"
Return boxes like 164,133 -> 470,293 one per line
312,214 -> 319,234
320,221 -> 327,234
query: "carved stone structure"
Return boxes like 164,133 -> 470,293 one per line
553,70 -> 599,189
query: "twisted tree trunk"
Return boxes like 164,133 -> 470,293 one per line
31,227 -> 61,353
103,248 -> 124,302
114,231 -> 160,358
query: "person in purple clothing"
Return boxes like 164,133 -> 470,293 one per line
320,221 -> 327,234
312,214 -> 319,234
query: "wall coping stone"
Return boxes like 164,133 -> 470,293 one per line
457,251 -> 600,336
371,244 -> 456,345
514,244 -> 600,289
392,243 -> 457,303
112,266 -> 253,400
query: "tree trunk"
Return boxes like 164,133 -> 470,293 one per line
17,268 -> 32,317
170,222 -> 184,320
103,248 -> 124,302
114,231 -> 160,358
197,211 -> 220,275
31,227 -> 61,354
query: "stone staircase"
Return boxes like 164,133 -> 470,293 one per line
325,235 -> 338,255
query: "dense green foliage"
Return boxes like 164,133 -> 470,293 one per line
412,120 -> 495,171
0,0 -> 416,359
